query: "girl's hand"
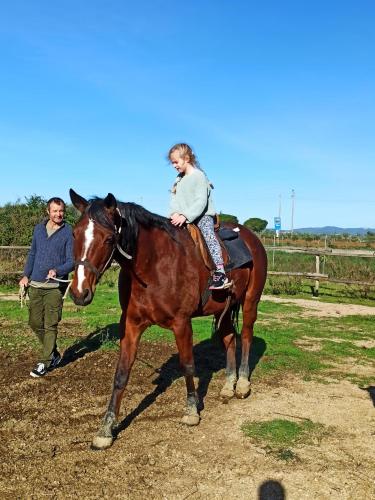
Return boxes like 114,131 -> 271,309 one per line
170,213 -> 187,227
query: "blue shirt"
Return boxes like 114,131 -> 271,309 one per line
23,221 -> 74,282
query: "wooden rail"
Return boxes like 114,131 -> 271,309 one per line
264,246 -> 375,258
266,245 -> 375,295
0,246 -> 30,250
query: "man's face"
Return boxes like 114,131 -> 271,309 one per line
48,202 -> 65,225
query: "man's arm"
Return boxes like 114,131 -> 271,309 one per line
20,229 -> 37,285
55,228 -> 74,276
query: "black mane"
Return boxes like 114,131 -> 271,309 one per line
118,202 -> 175,256
84,198 -> 175,257
86,198 -> 116,230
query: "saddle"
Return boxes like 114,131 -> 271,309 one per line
187,221 -> 252,272
187,224 -> 216,270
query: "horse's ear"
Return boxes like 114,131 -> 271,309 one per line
104,193 -> 117,215
70,188 -> 88,214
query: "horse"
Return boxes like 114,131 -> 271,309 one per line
69,189 -> 267,449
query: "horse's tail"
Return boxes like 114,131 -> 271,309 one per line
237,224 -> 268,302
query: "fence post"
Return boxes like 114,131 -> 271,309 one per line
313,255 -> 320,297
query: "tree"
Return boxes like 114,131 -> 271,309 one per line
243,217 -> 268,233
219,212 -> 238,224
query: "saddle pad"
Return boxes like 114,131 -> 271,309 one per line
218,226 -> 252,271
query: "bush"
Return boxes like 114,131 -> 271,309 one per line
0,196 -> 80,245
265,277 -> 303,295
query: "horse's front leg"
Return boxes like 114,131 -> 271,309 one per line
173,319 -> 200,426
92,313 -> 145,450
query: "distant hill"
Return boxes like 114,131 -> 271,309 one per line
292,226 -> 375,236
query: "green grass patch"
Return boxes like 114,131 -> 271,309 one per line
241,418 -> 327,461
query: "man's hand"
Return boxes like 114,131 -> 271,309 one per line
19,276 -> 29,287
170,213 -> 187,227
47,269 -> 57,279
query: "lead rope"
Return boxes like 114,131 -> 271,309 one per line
19,276 -> 73,308
51,277 -> 73,300
19,284 -> 28,308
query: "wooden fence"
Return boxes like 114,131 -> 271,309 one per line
1,245 -> 375,296
265,245 -> 375,296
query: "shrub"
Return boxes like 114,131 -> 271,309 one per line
265,277 -> 303,295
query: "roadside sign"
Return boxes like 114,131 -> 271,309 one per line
274,217 -> 281,238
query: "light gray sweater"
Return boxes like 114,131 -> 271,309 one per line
169,169 -> 216,223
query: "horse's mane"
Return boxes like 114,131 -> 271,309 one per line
86,198 -> 115,231
85,198 -> 175,257
118,202 -> 175,256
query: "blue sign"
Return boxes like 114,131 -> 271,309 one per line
274,217 -> 281,230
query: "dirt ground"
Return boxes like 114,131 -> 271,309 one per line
262,295 -> 375,317
1,329 -> 374,500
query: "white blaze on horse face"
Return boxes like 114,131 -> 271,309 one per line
77,219 -> 95,293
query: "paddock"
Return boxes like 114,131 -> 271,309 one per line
1,292 -> 374,499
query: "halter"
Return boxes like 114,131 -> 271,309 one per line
74,208 -> 132,283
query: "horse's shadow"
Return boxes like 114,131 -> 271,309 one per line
114,333 -> 266,437
59,324 -> 267,438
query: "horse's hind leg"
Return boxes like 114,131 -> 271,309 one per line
216,312 -> 238,401
236,294 -> 260,399
92,313 -> 145,450
173,319 -> 200,426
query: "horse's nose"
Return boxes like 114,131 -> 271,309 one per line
70,287 -> 93,306
82,288 -> 93,305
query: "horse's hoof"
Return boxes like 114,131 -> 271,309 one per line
181,414 -> 200,426
91,435 -> 113,450
220,383 -> 236,401
235,378 -> 251,399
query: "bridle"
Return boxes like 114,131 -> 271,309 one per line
74,208 -> 132,283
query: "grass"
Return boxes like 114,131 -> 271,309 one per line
0,283 -> 374,386
241,418 -> 327,460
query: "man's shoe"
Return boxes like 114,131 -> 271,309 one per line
49,351 -> 62,371
209,271 -> 229,290
30,363 -> 47,378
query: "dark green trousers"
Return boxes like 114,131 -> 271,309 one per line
28,287 -> 63,367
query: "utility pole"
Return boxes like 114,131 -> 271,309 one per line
291,189 -> 295,233
278,194 -> 281,219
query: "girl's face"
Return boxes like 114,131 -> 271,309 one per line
170,151 -> 190,174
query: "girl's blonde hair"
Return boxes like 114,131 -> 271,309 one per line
168,143 -> 200,169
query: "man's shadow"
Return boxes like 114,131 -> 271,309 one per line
59,323 -> 119,366
59,324 -> 266,438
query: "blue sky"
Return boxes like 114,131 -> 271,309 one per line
1,1 -> 374,228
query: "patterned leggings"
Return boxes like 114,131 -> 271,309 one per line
196,215 -> 224,268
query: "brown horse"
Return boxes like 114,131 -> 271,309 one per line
69,189 -> 267,449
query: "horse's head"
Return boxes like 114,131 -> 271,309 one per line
69,189 -> 122,306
